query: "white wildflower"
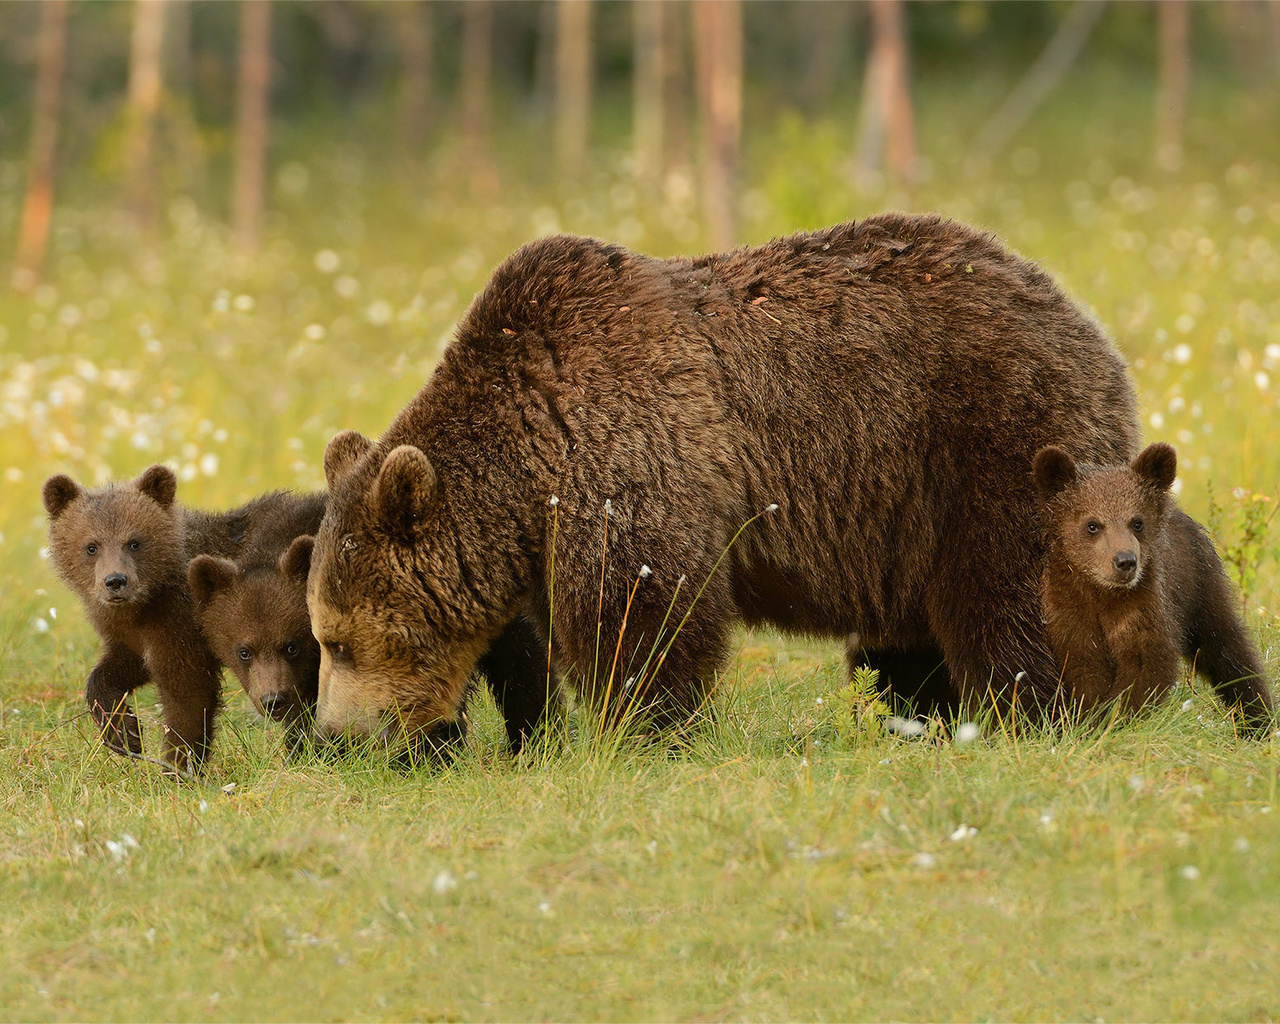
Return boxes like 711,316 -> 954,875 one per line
365,300 -> 394,326
638,564 -> 652,578
1179,865 -> 1200,881
912,852 -> 937,869
432,870 -> 458,895
955,722 -> 980,744
949,824 -> 978,842
887,716 -> 925,737
314,249 -> 340,274
1181,698 -> 1194,712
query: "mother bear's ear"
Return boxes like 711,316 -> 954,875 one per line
323,430 -> 373,490
1032,446 -> 1078,499
373,445 -> 438,541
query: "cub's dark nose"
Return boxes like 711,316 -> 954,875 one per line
1113,551 -> 1138,576
260,692 -> 290,718
104,573 -> 128,594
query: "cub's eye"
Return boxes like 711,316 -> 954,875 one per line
128,540 -> 141,552
86,543 -> 98,555
1131,518 -> 1144,534
238,647 -> 251,662
284,642 -> 299,657
1086,520 -> 1102,535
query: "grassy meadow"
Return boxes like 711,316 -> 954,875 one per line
3,61 -> 1280,1021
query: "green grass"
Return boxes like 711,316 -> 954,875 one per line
4,62 -> 1280,1020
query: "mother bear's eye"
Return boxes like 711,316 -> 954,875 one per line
1085,520 -> 1101,536
86,543 -> 98,555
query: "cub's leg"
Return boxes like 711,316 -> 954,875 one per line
85,642 -> 149,756
146,639 -> 224,774
1170,511 -> 1274,730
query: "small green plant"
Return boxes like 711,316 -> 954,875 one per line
1207,483 -> 1280,607
826,664 -> 892,740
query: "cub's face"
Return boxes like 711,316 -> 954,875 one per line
303,432 -> 497,751
43,466 -> 183,608
1033,442 -> 1177,592
1054,475 -> 1161,589
189,549 -> 320,734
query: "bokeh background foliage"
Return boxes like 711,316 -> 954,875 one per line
2,2 -> 1280,1020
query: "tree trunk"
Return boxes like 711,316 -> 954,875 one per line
14,0 -> 70,290
663,0 -> 691,180
799,0 -> 854,114
855,0 -> 915,188
232,0 -> 272,256
125,0 -> 166,237
395,0 -> 433,154
460,0 -> 498,196
968,1 -> 1105,167
694,0 -> 742,250
1155,0 -> 1190,172
1273,0 -> 1280,79
555,0 -> 592,180
633,1 -> 664,187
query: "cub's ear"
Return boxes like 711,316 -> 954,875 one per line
324,430 -> 373,490
136,464 -> 177,509
1033,446 -> 1078,498
373,445 -> 437,540
42,475 -> 83,519
281,534 -> 314,583
1132,442 -> 1177,492
188,555 -> 238,611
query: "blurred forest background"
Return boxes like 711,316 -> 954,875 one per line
3,0 -> 1280,623
5,0 -> 1280,262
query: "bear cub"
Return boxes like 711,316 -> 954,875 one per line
1034,442 -> 1273,728
188,526 -> 323,748
44,467 -> 326,771
44,466 -> 226,772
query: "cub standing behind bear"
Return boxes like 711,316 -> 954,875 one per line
43,466 -> 324,773
187,494 -> 326,750
1034,442 -> 1273,730
305,213 -> 1146,755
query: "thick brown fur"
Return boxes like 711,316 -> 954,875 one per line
1035,442 -> 1274,730
308,214 -> 1141,748
43,469 -> 325,772
187,492 -> 326,746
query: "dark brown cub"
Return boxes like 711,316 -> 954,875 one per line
1035,442 -> 1273,729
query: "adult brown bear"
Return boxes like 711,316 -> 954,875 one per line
307,214 -> 1140,750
